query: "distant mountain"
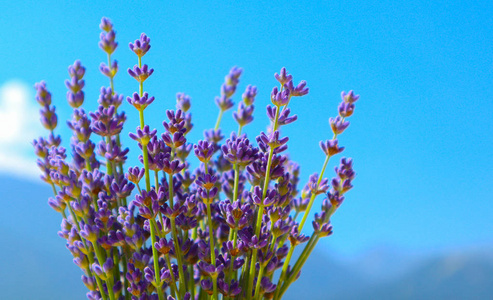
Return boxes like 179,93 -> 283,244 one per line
353,251 -> 493,300
284,246 -> 493,300
0,176 -> 86,300
2,176 -> 492,300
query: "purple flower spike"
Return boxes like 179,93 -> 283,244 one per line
204,129 -> 224,144
233,103 -> 254,127
216,95 -> 234,111
176,92 -> 191,112
257,131 -> 289,153
270,86 -> 290,107
98,87 -> 123,109
319,139 -> 345,156
99,29 -> 117,55
341,90 -> 360,104
329,116 -> 350,135
242,85 -> 257,106
67,91 -> 84,108
155,237 -> 174,255
34,81 -> 52,106
129,33 -> 151,57
162,158 -> 186,175
194,140 -> 215,163
128,64 -> 154,83
68,60 -> 86,80
99,17 -> 113,32
65,76 -> 85,94
99,60 -> 118,79
126,166 -> 145,184
39,105 -> 58,131
338,101 -> 355,118
221,133 -> 259,166
260,276 -> 277,294
33,20 -> 362,299
274,67 -> 293,85
287,80 -> 309,97
127,92 -> 155,111
266,106 -> 297,127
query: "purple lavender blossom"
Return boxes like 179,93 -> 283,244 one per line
33,17 -> 361,300
128,64 -> 154,83
129,33 -> 151,57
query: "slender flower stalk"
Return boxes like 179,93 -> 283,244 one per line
34,18 -> 360,300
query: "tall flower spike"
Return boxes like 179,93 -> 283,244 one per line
34,18 -> 362,300
98,25 -> 117,55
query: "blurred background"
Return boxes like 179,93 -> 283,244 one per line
0,1 -> 492,299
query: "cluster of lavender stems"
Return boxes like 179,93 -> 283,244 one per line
33,17 -> 360,300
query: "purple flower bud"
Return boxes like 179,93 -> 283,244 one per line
155,237 -> 174,255
34,81 -> 52,106
194,140 -> 215,163
287,80 -> 309,97
233,103 -> 254,127
341,90 -> 360,104
99,60 -> 119,79
260,276 -> 276,294
204,129 -> 224,144
98,87 -> 123,109
221,133 -> 259,166
257,131 -> 289,153
129,125 -> 157,146
242,85 -> 257,106
163,109 -> 186,134
319,139 -> 344,156
338,101 -> 355,118
274,67 -> 293,85
270,86 -> 290,107
266,106 -> 297,127
99,17 -> 113,32
176,92 -> 191,112
215,95 -> 234,111
196,173 -> 218,190
330,116 -> 350,135
129,33 -> 151,57
162,158 -> 185,175
39,105 -> 57,130
128,64 -> 154,83
99,29 -> 118,55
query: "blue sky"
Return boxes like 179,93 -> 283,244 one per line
0,0 -> 492,257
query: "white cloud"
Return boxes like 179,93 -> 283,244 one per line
0,81 -> 42,180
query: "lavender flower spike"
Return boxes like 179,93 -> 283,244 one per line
33,17 -> 362,300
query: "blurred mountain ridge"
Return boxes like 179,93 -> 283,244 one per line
1,176 -> 492,300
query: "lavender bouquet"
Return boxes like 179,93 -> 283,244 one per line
33,17 -> 359,300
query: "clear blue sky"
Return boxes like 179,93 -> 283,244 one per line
0,0 -> 492,256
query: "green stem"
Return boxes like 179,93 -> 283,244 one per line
206,200 -> 218,300
135,64 -> 164,300
278,235 -> 320,298
165,254 -> 178,299
214,109 -> 224,131
298,154 -> 330,231
67,203 -> 108,300
171,217 -> 186,298
150,222 -> 165,300
188,264 -> 195,300
254,265 -> 265,300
